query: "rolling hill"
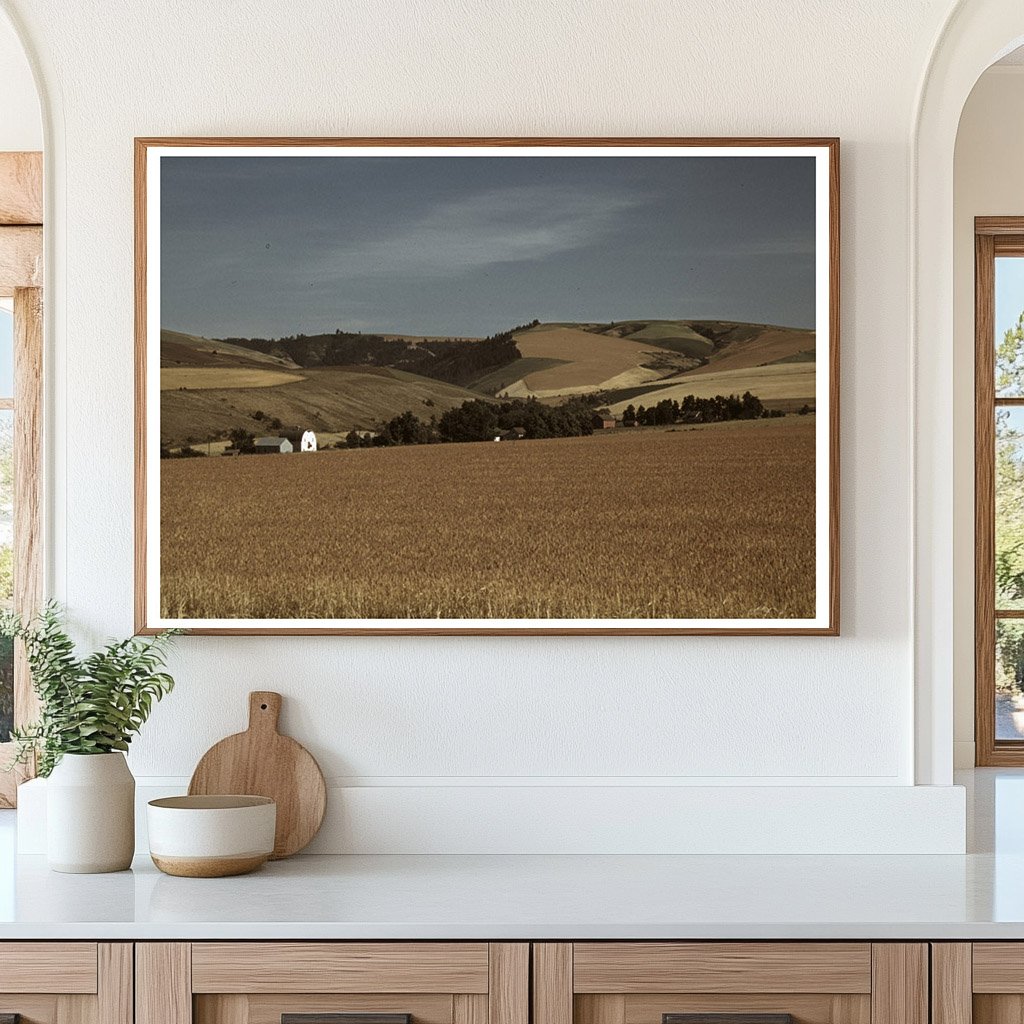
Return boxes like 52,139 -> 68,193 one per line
159,318 -> 816,446
469,319 -> 815,405
161,329 -> 300,370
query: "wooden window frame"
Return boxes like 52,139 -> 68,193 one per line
0,151 -> 43,807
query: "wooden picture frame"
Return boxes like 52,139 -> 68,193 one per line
135,137 -> 839,636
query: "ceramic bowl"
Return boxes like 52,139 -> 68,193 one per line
147,795 -> 276,878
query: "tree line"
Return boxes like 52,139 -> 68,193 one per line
345,390 -> 786,449
219,322 -> 538,388
345,395 -> 600,448
622,392 -> 785,427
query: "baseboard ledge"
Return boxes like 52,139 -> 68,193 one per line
17,779 -> 966,856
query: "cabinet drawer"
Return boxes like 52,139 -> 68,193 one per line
0,942 -> 98,993
191,943 -> 491,993
139,942 -> 528,1024
535,944 -> 925,1024
572,944 -> 872,994
0,942 -> 130,1024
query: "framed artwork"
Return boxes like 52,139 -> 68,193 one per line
135,137 -> 839,635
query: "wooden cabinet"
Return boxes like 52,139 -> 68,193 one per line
0,942 -> 131,1023
136,943 -> 528,1024
0,939 -> 934,1024
532,944 -> 928,1024
932,943 -> 1024,1024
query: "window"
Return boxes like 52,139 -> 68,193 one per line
0,151 -> 43,806
0,303 -> 12,745
975,219 -> 1024,764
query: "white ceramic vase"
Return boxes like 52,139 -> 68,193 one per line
46,752 -> 135,873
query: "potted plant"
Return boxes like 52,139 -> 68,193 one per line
2,603 -> 179,873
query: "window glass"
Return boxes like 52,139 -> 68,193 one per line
996,257 -> 1024,396
996,406 -> 1024,610
997,620 -> 1024,740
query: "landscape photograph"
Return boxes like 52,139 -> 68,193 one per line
141,142 -> 835,632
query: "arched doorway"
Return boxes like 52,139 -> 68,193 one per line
914,0 -> 1024,784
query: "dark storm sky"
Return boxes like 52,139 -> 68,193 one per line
160,154 -> 817,339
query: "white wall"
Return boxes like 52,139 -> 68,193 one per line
952,66 -> 1024,767
0,0 -> 973,851
0,9 -> 39,152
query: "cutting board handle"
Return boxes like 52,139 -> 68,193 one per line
248,691 -> 282,734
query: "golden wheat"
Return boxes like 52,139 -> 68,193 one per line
160,418 -> 817,620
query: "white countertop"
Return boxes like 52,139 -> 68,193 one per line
3,846 -> 1024,940
1,770 -> 1022,941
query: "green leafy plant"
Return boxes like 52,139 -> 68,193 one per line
1,603 -> 180,777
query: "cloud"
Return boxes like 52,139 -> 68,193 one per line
313,183 -> 647,281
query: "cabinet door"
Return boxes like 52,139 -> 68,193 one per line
945,943 -> 1024,1024
0,942 -> 131,1023
534,944 -> 927,1024
137,942 -> 528,1024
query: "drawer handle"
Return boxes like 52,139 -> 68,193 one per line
283,1015 -> 412,1024
664,1016 -> 795,1024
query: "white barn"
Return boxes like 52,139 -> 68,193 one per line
301,430 -> 317,452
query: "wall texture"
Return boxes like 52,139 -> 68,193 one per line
0,0 -> 977,851
953,66 -> 1024,767
0,10 -> 38,152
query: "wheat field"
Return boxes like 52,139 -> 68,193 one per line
159,418 -> 817,621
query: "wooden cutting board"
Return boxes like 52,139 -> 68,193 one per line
188,691 -> 327,859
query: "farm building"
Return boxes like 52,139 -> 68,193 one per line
495,427 -> 527,441
254,436 -> 293,454
594,414 -> 617,430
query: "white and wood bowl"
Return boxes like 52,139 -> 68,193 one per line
147,795 -> 277,878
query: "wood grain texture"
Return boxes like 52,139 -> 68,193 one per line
280,1016 -> 411,1024
134,135 -> 840,637
134,137 -> 148,634
973,994 -> 1024,1024
534,944 -> 572,1024
623,994 -> 869,1024
196,997 -> 455,1024
0,152 -> 42,225
972,944 -> 1024,992
489,944 -> 529,1024
98,944 -> 133,1024
573,944 -> 872,994
151,852 -> 269,877
577,995 -> 627,1024
188,690 -> 326,859
977,217 -> 1024,236
136,943 -> 192,1024
14,286 -> 42,728
0,226 -> 41,296
930,945 -> 971,1024
195,995 -> 249,1024
261,995 -> 450,1024
191,942 -> 489,994
973,223 -> 1024,765
0,943 -> 96,994
869,945 -> 927,1024
662,1015 -> 792,1024
977,229 -> 999,766
455,994 -> 489,1024
0,997 -> 61,1023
